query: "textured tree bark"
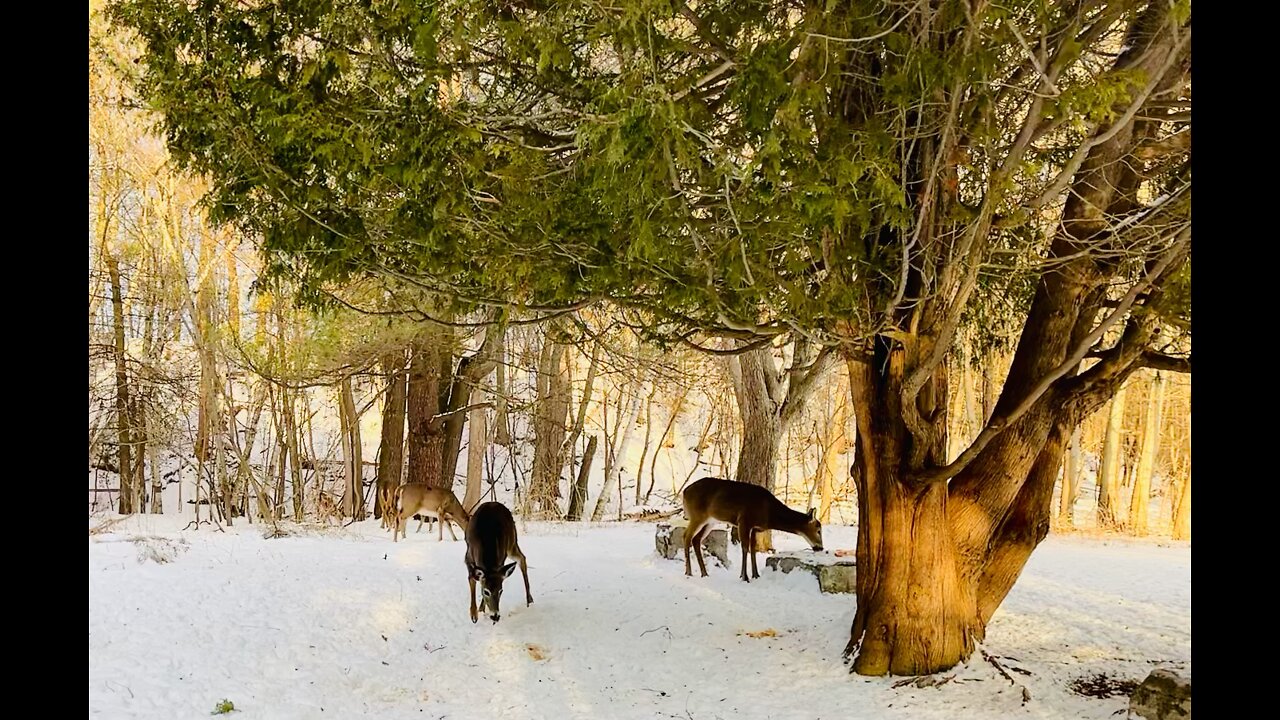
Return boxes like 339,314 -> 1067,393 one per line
407,332 -> 447,489
565,435 -> 599,520
530,338 -> 571,516
374,351 -> 407,521
845,355 -> 977,676
1128,371 -> 1166,535
463,387 -> 487,512
338,377 -> 364,520
1098,383 -> 1128,529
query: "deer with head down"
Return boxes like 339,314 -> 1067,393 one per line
464,501 -> 532,623
682,477 -> 824,582
390,483 -> 470,542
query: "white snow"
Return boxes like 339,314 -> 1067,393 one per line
89,517 -> 1189,719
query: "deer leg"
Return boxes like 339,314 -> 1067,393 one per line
750,530 -> 760,579
738,523 -> 752,582
469,575 -> 479,624
446,517 -> 460,542
515,547 -> 533,605
691,525 -> 712,577
438,513 -> 445,542
394,512 -> 404,542
683,519 -> 702,576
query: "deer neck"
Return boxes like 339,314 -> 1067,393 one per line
766,501 -> 808,533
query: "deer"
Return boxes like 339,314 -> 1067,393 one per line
391,483 -> 470,542
682,477 -> 824,583
464,501 -> 532,624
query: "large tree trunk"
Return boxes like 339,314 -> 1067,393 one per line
565,435 -> 599,521
407,335 -> 447,488
845,354 -> 977,676
1128,371 -> 1166,535
1098,383 -> 1128,530
105,248 -> 135,514
374,351 -> 407,521
844,5 -> 1186,675
729,348 -> 784,550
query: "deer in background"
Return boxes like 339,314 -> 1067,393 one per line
465,501 -> 532,623
682,477 -> 824,582
391,483 -> 470,542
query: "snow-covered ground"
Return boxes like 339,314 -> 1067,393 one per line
89,516 -> 1189,719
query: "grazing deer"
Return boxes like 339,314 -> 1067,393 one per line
682,477 -> 824,582
464,501 -> 532,623
391,483 -> 470,542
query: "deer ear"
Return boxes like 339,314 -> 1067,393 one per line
807,507 -> 816,519
501,561 -> 518,578
470,566 -> 484,580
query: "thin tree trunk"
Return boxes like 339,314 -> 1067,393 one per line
565,435 -> 599,521
635,386 -> 657,504
1058,426 -> 1082,526
1098,383 -> 1128,530
531,337 -> 571,516
981,352 -> 998,426
225,240 -> 240,337
593,384 -> 644,521
649,387 -> 688,502
562,342 -> 601,482
105,248 -> 135,514
1171,473 -> 1190,540
1128,371 -> 1166,535
339,377 -> 364,519
817,393 -> 849,523
145,411 -> 164,514
282,388 -> 303,521
493,328 -> 512,446
463,387 -> 487,511
375,351 -> 408,522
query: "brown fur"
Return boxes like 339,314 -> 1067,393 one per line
682,477 -> 824,582
391,484 -> 470,542
464,502 -> 532,623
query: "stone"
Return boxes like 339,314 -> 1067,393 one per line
1129,666 -> 1191,720
764,551 -> 856,593
655,522 -> 730,567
